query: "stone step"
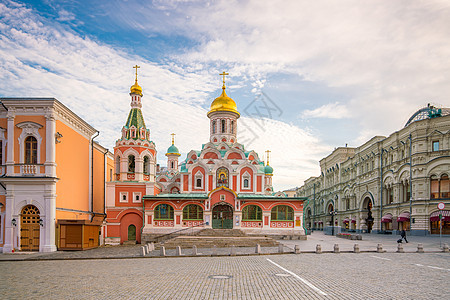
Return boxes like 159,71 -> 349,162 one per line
156,236 -> 279,249
195,229 -> 247,237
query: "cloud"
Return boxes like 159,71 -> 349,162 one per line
301,102 -> 350,119
57,9 -> 75,21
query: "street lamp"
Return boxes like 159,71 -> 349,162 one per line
329,210 -> 337,235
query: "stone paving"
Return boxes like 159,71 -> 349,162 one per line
1,252 -> 448,299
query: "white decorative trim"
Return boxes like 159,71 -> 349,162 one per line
133,192 -> 142,203
17,121 -> 43,164
120,192 -> 128,203
194,170 -> 204,189
242,171 -> 251,190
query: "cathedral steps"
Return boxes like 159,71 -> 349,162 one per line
154,235 -> 279,249
194,229 -> 247,237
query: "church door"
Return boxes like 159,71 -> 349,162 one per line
212,205 -> 233,229
128,224 -> 136,241
20,205 -> 40,251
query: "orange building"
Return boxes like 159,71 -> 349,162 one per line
0,98 -> 112,252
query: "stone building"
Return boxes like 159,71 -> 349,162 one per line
298,105 -> 450,236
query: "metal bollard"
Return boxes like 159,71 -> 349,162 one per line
377,243 -> 383,253
278,244 -> 284,253
294,245 -> 301,254
149,242 -> 154,251
176,246 -> 182,256
443,243 -> 449,253
192,245 -> 198,256
212,245 -> 217,256
354,243 -> 360,253
255,244 -> 261,254
397,243 -> 404,253
316,244 -> 322,254
417,243 -> 424,253
334,244 -> 340,253
142,246 -> 146,256
160,246 -> 166,256
230,245 -> 236,256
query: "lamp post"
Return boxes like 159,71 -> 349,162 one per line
409,134 -> 413,232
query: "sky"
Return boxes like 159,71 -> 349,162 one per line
1,0 -> 450,191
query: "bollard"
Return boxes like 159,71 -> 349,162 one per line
160,246 -> 166,256
278,244 -> 284,254
142,246 -> 146,256
417,243 -> 424,253
377,243 -> 383,253
334,244 -> 340,254
294,245 -> 301,254
255,244 -> 261,254
316,244 -> 322,254
443,243 -> 449,253
149,242 -> 154,251
230,245 -> 236,256
397,243 -> 404,253
354,243 -> 360,253
212,245 -> 217,256
192,245 -> 198,256
145,244 -> 149,253
176,246 -> 182,256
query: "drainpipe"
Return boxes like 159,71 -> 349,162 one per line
302,196 -> 310,235
91,131 -> 99,222
103,149 -> 108,221
409,134 -> 412,232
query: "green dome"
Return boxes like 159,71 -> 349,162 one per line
166,144 -> 180,156
264,164 -> 273,175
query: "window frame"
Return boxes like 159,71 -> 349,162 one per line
271,205 -> 294,221
242,205 -> 262,221
182,204 -> 203,220
120,192 -> 128,203
154,204 -> 174,220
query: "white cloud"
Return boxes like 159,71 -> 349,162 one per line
301,102 -> 350,119
57,9 -> 75,21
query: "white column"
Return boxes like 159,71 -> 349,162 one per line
2,193 -> 15,253
135,157 -> 143,181
45,113 -> 57,177
120,157 -> 128,181
6,112 -> 15,175
41,184 -> 57,252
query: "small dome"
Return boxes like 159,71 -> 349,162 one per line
208,86 -> 239,117
130,80 -> 143,96
166,144 -> 180,156
264,164 -> 273,175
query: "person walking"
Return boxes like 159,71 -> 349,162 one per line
400,229 -> 408,243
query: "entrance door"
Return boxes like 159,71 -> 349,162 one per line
20,205 -> 40,251
128,224 -> 136,241
212,205 -> 233,229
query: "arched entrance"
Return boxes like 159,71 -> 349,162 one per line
20,205 -> 40,251
128,224 -> 136,241
362,197 -> 373,233
212,204 -> 233,229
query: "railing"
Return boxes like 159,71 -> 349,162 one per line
152,222 -> 205,243
21,164 -> 39,175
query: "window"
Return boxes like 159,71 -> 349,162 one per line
221,119 -> 226,133
432,141 -> 439,152
196,178 -> 202,188
231,121 -> 234,134
431,175 -> 439,199
143,156 -> 149,174
212,120 -> 216,134
195,171 -> 203,189
242,205 -> 262,221
403,181 -> 410,202
128,155 -> 135,173
133,192 -> 141,203
430,174 -> 449,199
25,136 -> 38,164
0,141 -> 2,164
271,205 -> 294,221
183,204 -> 203,220
120,192 -> 128,203
243,178 -> 249,188
171,161 -> 174,169
441,174 -> 449,198
154,204 -> 174,220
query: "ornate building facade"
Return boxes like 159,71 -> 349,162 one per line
297,105 -> 450,236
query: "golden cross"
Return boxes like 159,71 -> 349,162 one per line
266,150 -> 271,165
133,65 -> 140,81
219,71 -> 229,86
171,133 -> 176,145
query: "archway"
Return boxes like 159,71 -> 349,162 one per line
128,224 -> 136,241
362,197 -> 373,233
212,204 -> 233,229
20,205 -> 40,251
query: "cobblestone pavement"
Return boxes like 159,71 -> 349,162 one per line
1,253 -> 448,299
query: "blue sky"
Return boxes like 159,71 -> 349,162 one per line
1,0 -> 450,190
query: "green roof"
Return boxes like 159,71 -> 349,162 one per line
125,108 -> 146,131
144,193 -> 208,200
264,164 -> 273,174
167,144 -> 180,155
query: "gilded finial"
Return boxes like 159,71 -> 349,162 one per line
219,71 -> 229,91
171,133 -> 176,145
266,150 -> 271,166
133,65 -> 140,83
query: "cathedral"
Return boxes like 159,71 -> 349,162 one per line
105,68 -> 306,245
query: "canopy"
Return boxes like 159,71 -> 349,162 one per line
430,210 -> 450,222
381,214 -> 393,223
343,218 -> 349,224
397,212 -> 410,222
351,219 -> 356,224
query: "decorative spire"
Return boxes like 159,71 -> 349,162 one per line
130,65 -> 143,96
133,65 -> 140,83
219,71 -> 229,93
171,133 -> 176,145
266,150 -> 271,166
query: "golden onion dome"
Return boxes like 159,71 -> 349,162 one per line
208,86 -> 240,117
130,79 -> 143,96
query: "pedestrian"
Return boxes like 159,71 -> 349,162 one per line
400,229 -> 408,243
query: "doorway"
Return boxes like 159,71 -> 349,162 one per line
212,204 -> 233,229
20,205 -> 40,251
128,224 -> 136,241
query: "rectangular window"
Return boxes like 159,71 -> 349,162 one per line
120,192 -> 128,203
432,141 -> 439,152
133,192 -> 141,203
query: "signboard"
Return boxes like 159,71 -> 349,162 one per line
438,202 -> 445,210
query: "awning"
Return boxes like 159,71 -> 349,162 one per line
397,212 -> 410,222
351,219 -> 356,224
381,214 -> 393,223
343,218 -> 349,224
318,221 -> 323,224
430,210 -> 450,222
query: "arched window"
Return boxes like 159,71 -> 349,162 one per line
231,120 -> 234,134
25,136 -> 38,164
242,205 -> 262,221
143,156 -> 149,174
154,204 -> 174,220
271,205 -> 294,221
183,204 -> 203,220
440,174 -> 449,199
196,178 -> 202,188
243,178 -> 249,188
212,120 -> 216,134
221,119 -> 226,133
128,224 -> 136,241
171,161 -> 174,169
128,155 -> 135,173
431,175 -> 439,199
